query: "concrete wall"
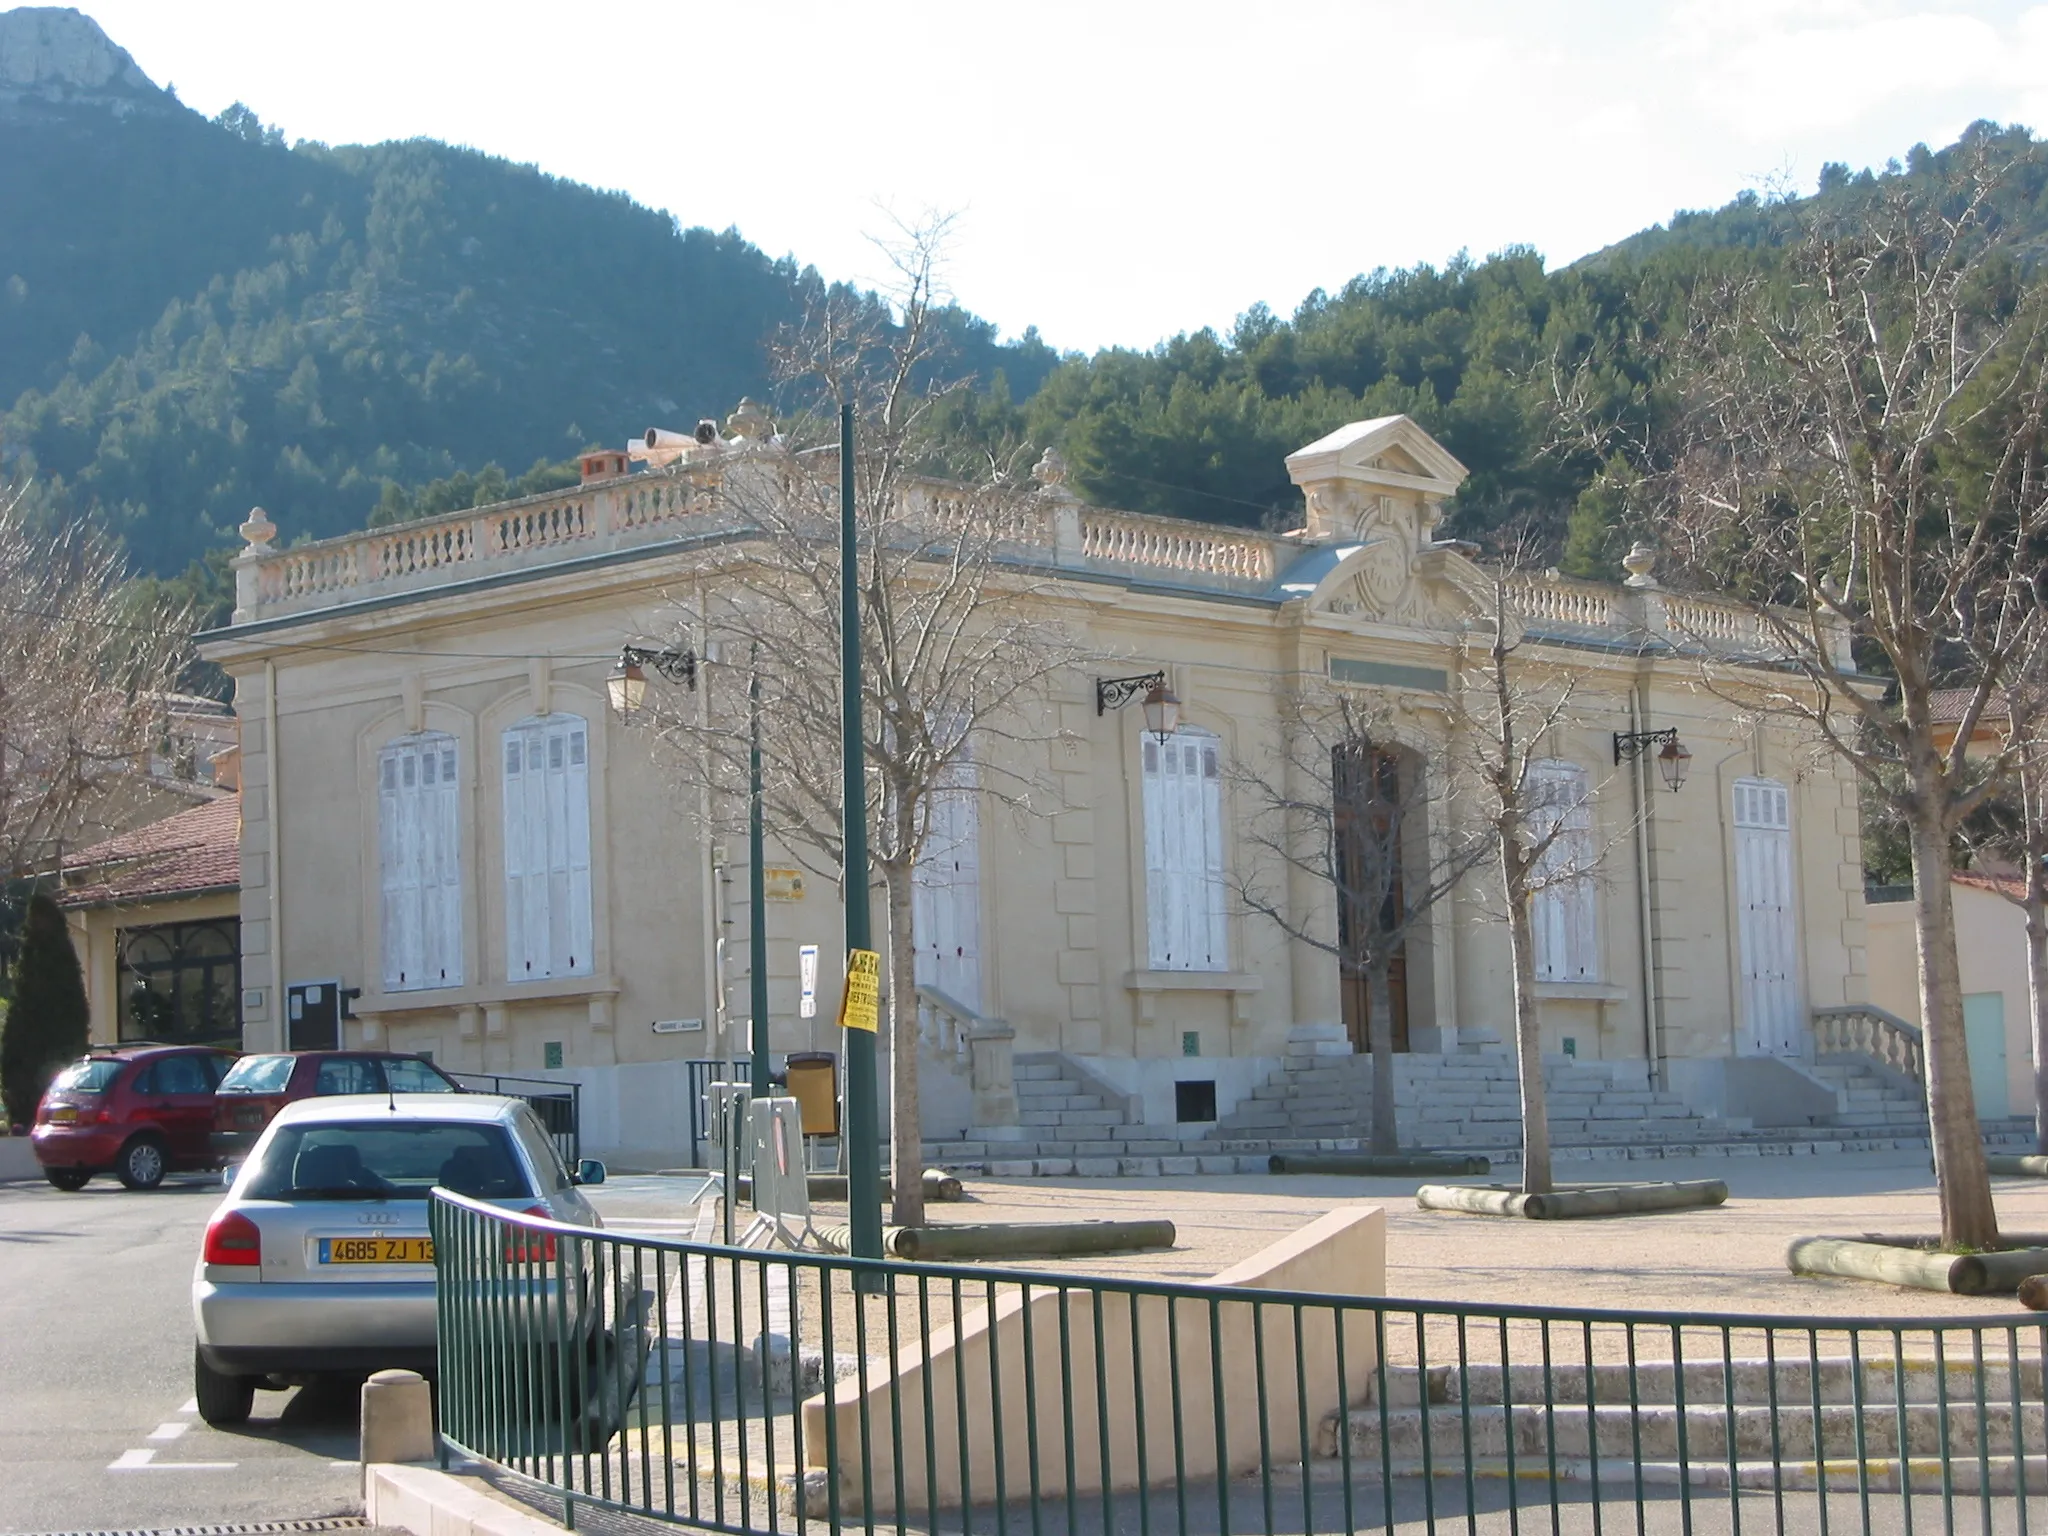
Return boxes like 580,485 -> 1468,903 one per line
801,1205 -> 1386,1515
1866,884 -> 2035,1118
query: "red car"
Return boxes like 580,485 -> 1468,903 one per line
32,1045 -> 237,1191
210,1050 -> 462,1158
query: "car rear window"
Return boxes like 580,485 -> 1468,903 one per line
241,1121 -> 533,1202
384,1057 -> 459,1093
219,1055 -> 294,1094
50,1059 -> 122,1093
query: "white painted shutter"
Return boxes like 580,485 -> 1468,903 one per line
1529,761 -> 1598,983
913,749 -> 982,1008
1734,778 -> 1799,1055
504,716 -> 593,982
380,732 -> 462,991
1142,729 -> 1226,971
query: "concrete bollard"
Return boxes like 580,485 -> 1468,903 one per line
360,1367 -> 435,1493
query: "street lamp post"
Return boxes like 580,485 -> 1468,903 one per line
839,404 -> 884,1267
749,647 -> 770,1102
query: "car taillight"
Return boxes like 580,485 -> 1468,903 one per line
505,1206 -> 557,1264
203,1210 -> 262,1267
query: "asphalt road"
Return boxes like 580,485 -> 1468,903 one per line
0,1170 -> 705,1536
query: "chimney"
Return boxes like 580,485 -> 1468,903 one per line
580,449 -> 630,484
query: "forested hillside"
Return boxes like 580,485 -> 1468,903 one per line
0,9 -> 1054,575
5,7 -> 2045,591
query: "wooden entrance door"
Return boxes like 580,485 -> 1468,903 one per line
1334,744 -> 1410,1054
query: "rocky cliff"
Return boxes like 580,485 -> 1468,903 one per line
0,5 -> 164,115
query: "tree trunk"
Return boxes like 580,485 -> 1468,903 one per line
1365,960 -> 1399,1155
2027,889 -> 2048,1158
883,862 -> 926,1229
1908,811 -> 2000,1249
1503,857 -> 1553,1196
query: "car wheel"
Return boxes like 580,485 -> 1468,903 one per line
44,1168 -> 90,1191
193,1346 -> 254,1427
116,1136 -> 167,1191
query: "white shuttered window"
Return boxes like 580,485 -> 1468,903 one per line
1528,759 -> 1599,983
379,731 -> 463,992
503,714 -> 593,982
1142,728 -> 1227,971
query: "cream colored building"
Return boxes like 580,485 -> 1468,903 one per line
197,412 -> 1908,1166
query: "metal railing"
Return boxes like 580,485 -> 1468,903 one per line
429,1192 -> 2047,1535
447,1073 -> 581,1165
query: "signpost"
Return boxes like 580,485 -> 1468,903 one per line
839,403 -> 885,1269
798,944 -> 818,1020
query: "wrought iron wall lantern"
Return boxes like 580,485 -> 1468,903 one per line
608,645 -> 698,722
1096,670 -> 1182,744
1613,726 -> 1693,792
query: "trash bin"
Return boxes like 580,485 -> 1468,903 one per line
783,1051 -> 839,1139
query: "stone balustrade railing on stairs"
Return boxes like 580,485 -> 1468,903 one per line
917,985 -> 1018,1132
1813,1004 -> 1926,1086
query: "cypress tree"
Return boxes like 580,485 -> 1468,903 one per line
1,894 -> 90,1128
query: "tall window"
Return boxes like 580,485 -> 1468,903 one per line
1528,759 -> 1599,983
118,919 -> 241,1046
379,731 -> 463,991
503,714 -> 593,982
1142,727 -> 1227,971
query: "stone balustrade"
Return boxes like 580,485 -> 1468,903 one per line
230,463 -> 1780,665
1813,1004 -> 1926,1085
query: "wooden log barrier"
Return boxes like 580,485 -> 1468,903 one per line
887,1219 -> 1177,1262
1415,1180 -> 1729,1220
1986,1155 -> 2048,1178
1269,1152 -> 1491,1176
738,1169 -> 965,1203
2018,1274 -> 2048,1311
1786,1237 -> 1991,1295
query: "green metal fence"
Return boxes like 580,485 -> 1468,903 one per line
429,1190 -> 2048,1534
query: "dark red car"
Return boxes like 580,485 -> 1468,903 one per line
210,1050 -> 462,1158
32,1045 -> 237,1191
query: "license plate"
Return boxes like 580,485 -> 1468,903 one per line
48,1106 -> 76,1124
318,1237 -> 433,1264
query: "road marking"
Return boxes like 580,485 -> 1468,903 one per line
108,1446 -> 237,1471
146,1420 -> 189,1441
178,1397 -> 198,1413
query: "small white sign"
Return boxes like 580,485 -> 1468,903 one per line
798,944 -> 819,1019
652,1018 -> 704,1034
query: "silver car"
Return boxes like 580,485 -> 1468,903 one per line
191,1093 -> 605,1426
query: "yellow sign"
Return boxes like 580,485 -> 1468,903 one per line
763,867 -> 806,902
837,948 -> 881,1033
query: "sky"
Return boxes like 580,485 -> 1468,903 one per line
71,0 -> 2048,355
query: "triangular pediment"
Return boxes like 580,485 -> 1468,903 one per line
1284,415 -> 1468,496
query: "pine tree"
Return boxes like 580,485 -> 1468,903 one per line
0,894 -> 90,1128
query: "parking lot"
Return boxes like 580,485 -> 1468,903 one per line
0,1169 -> 703,1535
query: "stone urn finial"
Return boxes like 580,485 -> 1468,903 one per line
238,506 -> 276,552
1032,446 -> 1069,488
1622,539 -> 1658,588
725,397 -> 773,441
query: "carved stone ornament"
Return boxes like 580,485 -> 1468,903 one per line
725,397 -> 773,441
238,506 -> 277,551
1032,447 -> 1069,487
1622,540 -> 1658,589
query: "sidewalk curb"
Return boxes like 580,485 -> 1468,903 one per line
366,1462 -> 565,1535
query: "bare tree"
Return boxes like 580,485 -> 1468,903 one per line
0,478 -> 192,880
1957,678 -> 2048,1155
1648,145 -> 2048,1248
647,225 -> 1093,1227
1234,687 -> 1485,1154
1452,554 -> 1613,1195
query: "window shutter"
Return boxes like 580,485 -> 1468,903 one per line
504,716 -> 593,982
1528,760 -> 1598,984
1142,729 -> 1226,972
380,733 -> 461,991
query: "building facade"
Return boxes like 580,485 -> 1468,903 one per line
198,412 -> 1884,1165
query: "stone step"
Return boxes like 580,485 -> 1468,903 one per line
1364,1357 -> 2043,1410
1011,1062 -> 1064,1081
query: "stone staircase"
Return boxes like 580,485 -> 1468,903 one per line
919,1027 -> 2038,1178
1322,1352 -> 2046,1493
1808,1053 -> 1929,1131
1212,1029 -> 1733,1152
